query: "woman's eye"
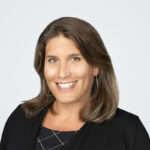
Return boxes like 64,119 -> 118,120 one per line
48,58 -> 57,63
71,57 -> 80,62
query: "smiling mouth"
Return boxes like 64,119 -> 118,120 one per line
56,81 -> 78,90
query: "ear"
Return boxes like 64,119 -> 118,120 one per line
93,67 -> 99,76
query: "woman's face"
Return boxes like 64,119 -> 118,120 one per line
44,34 -> 99,105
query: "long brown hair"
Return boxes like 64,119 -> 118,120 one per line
21,17 -> 119,123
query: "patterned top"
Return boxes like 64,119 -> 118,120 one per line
34,126 -> 79,150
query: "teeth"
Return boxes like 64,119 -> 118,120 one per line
58,81 -> 76,88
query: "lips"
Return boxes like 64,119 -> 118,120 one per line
56,81 -> 77,90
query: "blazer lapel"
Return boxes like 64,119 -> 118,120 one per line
23,105 -> 49,150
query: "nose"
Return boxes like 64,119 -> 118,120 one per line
57,62 -> 72,79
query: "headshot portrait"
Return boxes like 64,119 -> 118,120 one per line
0,1 -> 150,150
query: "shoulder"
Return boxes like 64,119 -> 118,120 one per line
0,104 -> 25,144
111,108 -> 150,148
2,104 -> 25,132
91,107 -> 145,135
115,108 -> 149,135
107,107 -> 142,131
104,107 -> 149,141
7,104 -> 25,120
89,108 -> 150,149
114,107 -> 140,125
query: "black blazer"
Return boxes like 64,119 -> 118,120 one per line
0,104 -> 150,150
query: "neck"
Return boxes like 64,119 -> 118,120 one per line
51,100 -> 88,122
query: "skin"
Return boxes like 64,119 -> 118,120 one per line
43,34 -> 99,131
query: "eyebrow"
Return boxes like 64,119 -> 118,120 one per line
46,53 -> 82,58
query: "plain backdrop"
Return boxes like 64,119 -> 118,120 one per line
0,0 -> 150,137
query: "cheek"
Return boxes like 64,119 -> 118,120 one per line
76,65 -> 94,91
44,65 -> 57,81
74,64 -> 92,78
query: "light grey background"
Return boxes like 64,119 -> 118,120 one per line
0,0 -> 150,137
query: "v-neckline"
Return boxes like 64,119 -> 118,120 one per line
29,104 -> 91,150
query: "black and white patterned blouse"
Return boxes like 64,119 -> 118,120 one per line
34,126 -> 79,150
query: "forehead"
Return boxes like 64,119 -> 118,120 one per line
45,35 -> 81,56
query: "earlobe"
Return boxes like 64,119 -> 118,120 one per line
94,67 -> 99,76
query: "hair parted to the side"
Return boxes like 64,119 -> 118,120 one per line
21,16 -> 119,123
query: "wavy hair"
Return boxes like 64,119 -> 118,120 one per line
21,17 -> 119,123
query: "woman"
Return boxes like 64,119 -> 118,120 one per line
0,17 -> 150,150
